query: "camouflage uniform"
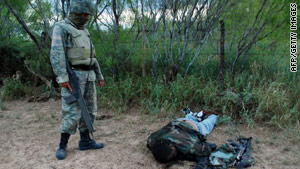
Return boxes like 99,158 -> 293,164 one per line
50,18 -> 104,134
52,0 -> 105,160
147,120 -> 212,160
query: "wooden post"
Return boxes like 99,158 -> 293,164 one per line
62,0 -> 65,19
219,20 -> 225,89
141,0 -> 146,77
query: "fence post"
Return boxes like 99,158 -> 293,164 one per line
141,0 -> 146,77
219,20 -> 225,90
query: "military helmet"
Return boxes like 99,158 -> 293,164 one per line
69,0 -> 94,15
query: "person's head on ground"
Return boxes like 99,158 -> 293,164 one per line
151,139 -> 178,163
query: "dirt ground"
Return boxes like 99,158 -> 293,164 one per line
0,100 -> 299,169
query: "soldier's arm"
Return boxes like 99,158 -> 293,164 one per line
89,43 -> 104,81
93,60 -> 104,81
50,23 -> 69,84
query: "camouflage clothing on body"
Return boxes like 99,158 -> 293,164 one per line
147,120 -> 212,161
70,0 -> 94,15
60,81 -> 97,134
50,18 -> 104,84
50,18 -> 104,134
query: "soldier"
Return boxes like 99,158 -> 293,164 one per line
147,113 -> 218,163
50,0 -> 105,160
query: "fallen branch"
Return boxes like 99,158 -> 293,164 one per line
24,60 -> 51,89
24,60 -> 60,99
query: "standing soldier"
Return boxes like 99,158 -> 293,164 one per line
50,0 -> 105,160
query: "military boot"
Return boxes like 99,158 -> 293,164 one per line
56,133 -> 70,160
193,110 -> 207,122
79,131 -> 104,151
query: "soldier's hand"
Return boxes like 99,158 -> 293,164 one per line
60,82 -> 73,92
97,80 -> 104,87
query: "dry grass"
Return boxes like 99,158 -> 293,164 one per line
0,100 -> 299,169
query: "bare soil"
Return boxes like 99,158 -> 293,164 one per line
0,100 -> 299,169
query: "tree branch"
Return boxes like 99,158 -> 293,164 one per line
4,0 -> 43,53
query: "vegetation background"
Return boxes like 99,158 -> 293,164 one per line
0,0 -> 299,131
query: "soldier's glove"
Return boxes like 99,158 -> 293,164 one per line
97,80 -> 104,87
60,82 -> 73,92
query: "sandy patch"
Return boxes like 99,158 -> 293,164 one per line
0,100 -> 299,169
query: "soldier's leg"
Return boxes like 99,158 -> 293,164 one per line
56,87 -> 81,160
78,81 -> 97,132
61,87 -> 81,134
78,81 -> 104,150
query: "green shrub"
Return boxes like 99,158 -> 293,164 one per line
0,79 -> 31,100
96,70 -> 299,128
0,100 -> 7,111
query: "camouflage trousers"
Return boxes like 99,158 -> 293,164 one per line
60,81 -> 97,135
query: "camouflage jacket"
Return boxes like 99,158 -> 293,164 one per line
147,120 -> 212,160
50,18 -> 104,84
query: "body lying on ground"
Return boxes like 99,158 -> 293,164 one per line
147,113 -> 218,163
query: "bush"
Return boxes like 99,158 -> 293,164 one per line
0,79 -> 31,100
0,100 -> 7,111
96,70 -> 299,128
0,44 -> 24,77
